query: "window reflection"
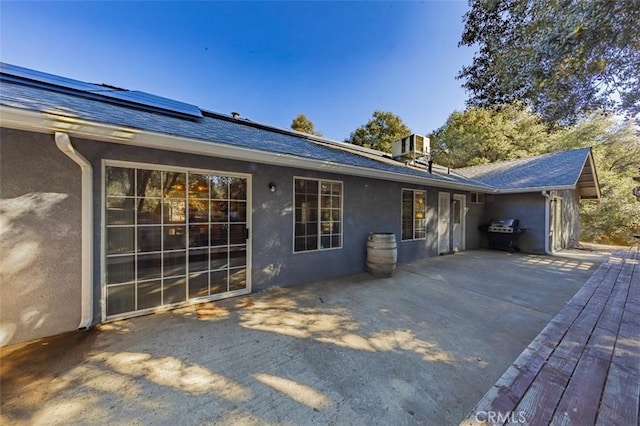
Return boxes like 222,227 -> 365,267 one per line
402,189 -> 426,240
105,166 -> 249,318
294,178 -> 342,252
164,172 -> 186,198
137,169 -> 162,198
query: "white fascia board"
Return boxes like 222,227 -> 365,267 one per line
585,150 -> 601,199
0,106 -> 493,192
495,185 -> 576,194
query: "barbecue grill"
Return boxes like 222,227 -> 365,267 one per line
486,218 -> 526,252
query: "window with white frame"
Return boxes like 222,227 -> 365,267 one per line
105,164 -> 249,319
294,178 -> 342,252
470,192 -> 485,204
402,189 -> 426,240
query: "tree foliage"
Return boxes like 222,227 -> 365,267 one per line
291,114 -> 322,136
459,0 -> 640,127
430,103 -> 550,168
576,121 -> 640,245
432,105 -> 640,245
346,110 -> 411,153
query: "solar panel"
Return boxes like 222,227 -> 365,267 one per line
0,63 -> 202,119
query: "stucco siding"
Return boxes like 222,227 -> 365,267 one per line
1,130 -> 486,343
465,197 -> 484,250
0,129 -> 82,345
482,193 -> 547,254
74,137 -> 454,292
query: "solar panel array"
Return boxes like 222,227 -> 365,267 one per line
0,63 -> 202,119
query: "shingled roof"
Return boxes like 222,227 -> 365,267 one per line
0,63 -> 491,192
456,148 -> 600,199
0,63 -> 600,198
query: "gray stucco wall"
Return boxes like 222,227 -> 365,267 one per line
467,190 -> 582,255
76,137 -> 483,321
1,129 -> 483,343
465,197 -> 484,250
0,128 -> 82,345
74,137 -> 481,282
482,193 -> 547,254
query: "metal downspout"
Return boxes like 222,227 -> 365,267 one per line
542,191 -> 553,255
55,132 -> 93,330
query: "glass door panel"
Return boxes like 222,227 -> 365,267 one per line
105,166 -> 250,319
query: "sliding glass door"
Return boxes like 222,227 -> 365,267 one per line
104,162 -> 250,320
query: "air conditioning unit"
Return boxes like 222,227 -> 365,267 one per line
392,134 -> 430,161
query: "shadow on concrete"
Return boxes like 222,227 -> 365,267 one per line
0,249 -> 610,425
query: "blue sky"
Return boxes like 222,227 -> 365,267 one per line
0,1 -> 474,141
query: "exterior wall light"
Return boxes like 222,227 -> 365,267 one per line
268,182 -> 276,193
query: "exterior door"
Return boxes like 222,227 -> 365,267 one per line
104,162 -> 251,321
452,194 -> 466,252
438,192 -> 450,254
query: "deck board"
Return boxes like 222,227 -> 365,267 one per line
464,261 -> 614,420
596,248 -> 640,426
550,250 -> 634,425
461,248 -> 639,426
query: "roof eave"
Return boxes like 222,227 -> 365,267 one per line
0,106 -> 492,192
584,149 -> 601,199
569,147 -> 601,200
495,185 -> 577,194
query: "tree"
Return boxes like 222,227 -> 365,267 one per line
569,119 -> 640,245
459,0 -> 640,127
430,103 -> 550,168
291,114 -> 322,136
346,110 -> 411,153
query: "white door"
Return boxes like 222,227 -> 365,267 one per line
438,192 -> 450,254
452,194 -> 466,252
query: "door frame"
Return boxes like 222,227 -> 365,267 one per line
101,159 -> 252,322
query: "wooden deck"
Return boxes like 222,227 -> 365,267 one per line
461,247 -> 640,426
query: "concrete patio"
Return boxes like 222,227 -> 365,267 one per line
0,249 -> 610,425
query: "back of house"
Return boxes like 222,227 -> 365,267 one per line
0,63 -> 598,345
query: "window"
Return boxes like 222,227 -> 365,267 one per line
402,189 -> 426,240
105,164 -> 249,319
470,192 -> 485,204
294,178 -> 342,252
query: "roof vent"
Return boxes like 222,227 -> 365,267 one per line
231,112 -> 240,119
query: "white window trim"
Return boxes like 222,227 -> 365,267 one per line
292,176 -> 344,254
401,188 -> 427,241
101,159 -> 252,322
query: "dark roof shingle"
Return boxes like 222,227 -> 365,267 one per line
456,148 -> 596,194
0,63 -> 599,197
0,68 -> 490,190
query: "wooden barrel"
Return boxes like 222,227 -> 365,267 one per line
366,232 -> 398,277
